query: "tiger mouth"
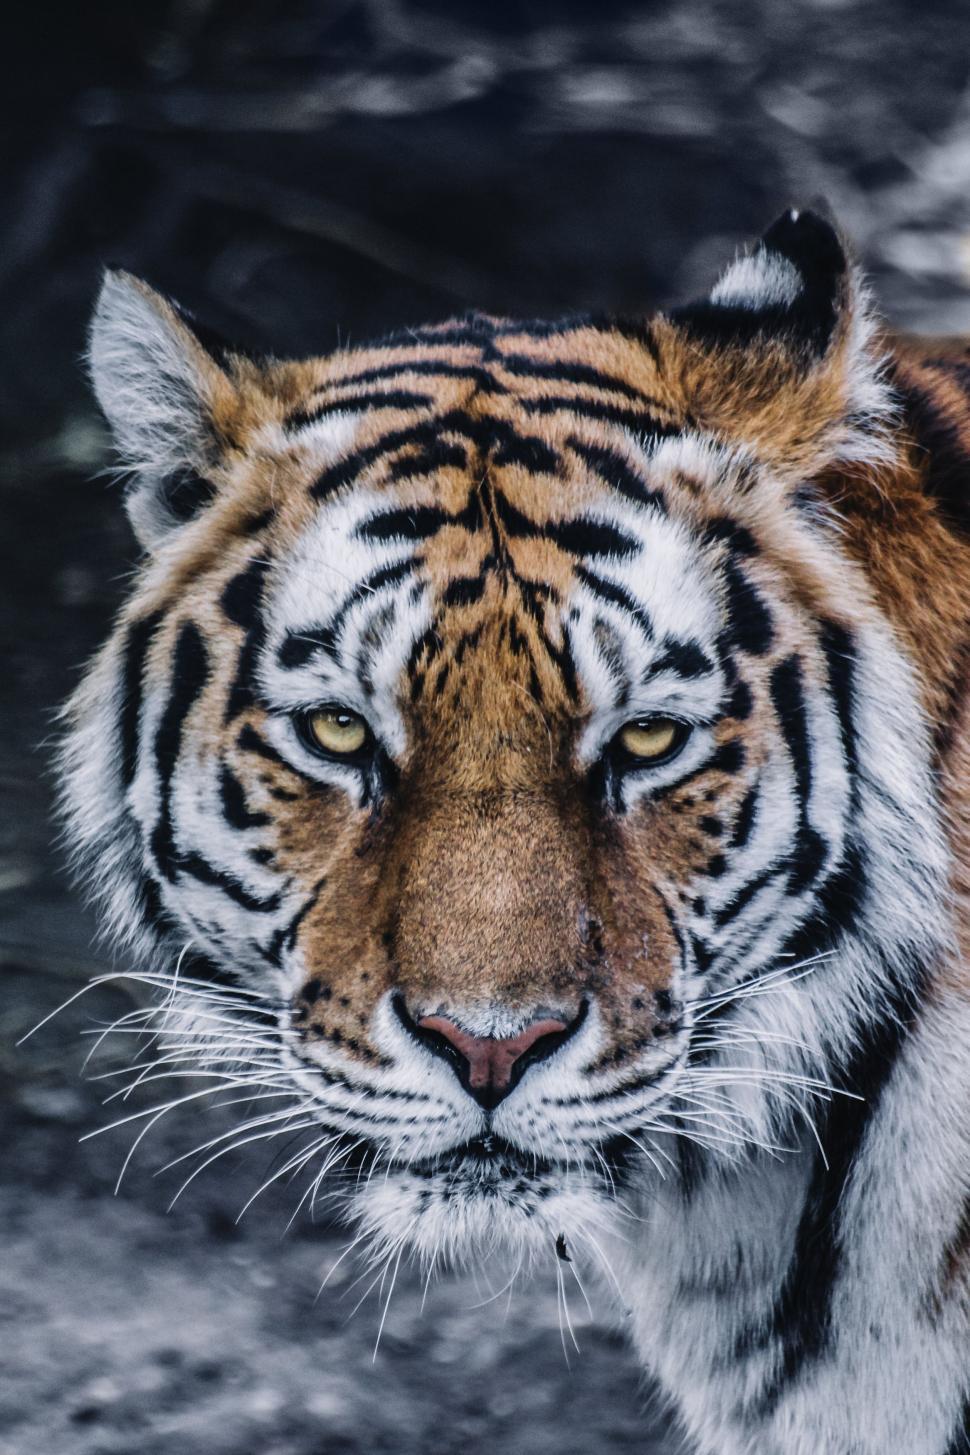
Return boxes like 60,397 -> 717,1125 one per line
401,1134 -> 633,1191
407,1135 -> 556,1182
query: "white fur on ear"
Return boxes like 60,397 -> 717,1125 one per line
88,271 -> 231,549
710,251 -> 802,311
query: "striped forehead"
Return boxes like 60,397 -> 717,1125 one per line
261,413 -> 727,752
262,485 -> 431,757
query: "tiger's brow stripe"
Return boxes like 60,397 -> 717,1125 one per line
278,559 -> 416,672
649,640 -> 715,680
574,563 -> 654,640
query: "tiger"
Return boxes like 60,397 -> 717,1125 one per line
58,207 -> 970,1454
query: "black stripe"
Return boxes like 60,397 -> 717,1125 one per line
650,639 -> 715,680
150,622 -> 210,881
752,958 -> 925,1413
240,507 -> 275,536
311,359 -> 505,392
729,785 -> 759,848
547,618 -> 580,704
286,389 -> 432,430
383,317 -> 499,347
544,516 -> 639,559
818,620 -> 859,805
278,559 -> 414,670
310,423 -> 433,501
566,437 -> 667,513
388,438 -> 467,482
711,863 -> 782,930
770,655 -> 827,894
722,558 -> 773,655
136,870 -> 169,934
497,353 -> 666,408
119,610 -> 164,789
603,315 -> 663,366
523,395 -> 680,435
236,723 -> 294,770
220,763 -> 270,830
220,557 -> 268,631
355,505 -> 451,543
491,433 -> 560,473
310,409 -> 561,500
574,564 -> 654,640
266,878 -> 326,967
704,517 -> 759,556
176,850 -> 282,913
278,624 -> 338,670
442,575 -> 487,608
723,677 -> 753,721
662,738 -> 746,800
893,370 -> 970,538
224,558 -> 271,723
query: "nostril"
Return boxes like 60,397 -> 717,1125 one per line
393,997 -> 587,1110
418,1014 -> 569,1097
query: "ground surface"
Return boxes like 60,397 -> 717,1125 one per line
3,2 -> 970,1452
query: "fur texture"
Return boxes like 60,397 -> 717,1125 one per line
60,210 -> 970,1453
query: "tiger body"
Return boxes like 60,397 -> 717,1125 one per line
62,212 -> 970,1453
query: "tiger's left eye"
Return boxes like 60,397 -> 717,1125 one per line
616,716 -> 688,764
305,708 -> 369,757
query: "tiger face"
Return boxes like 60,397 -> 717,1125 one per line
64,211 -> 930,1268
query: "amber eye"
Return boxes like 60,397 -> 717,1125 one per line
304,707 -> 369,758
617,716 -> 686,763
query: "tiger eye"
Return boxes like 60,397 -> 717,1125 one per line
307,708 -> 368,756
619,717 -> 680,761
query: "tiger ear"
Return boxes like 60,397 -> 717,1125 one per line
674,208 -> 849,355
665,209 -> 891,476
88,271 -> 240,550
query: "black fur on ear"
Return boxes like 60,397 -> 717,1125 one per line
671,208 -> 849,355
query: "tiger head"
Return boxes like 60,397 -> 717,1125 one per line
62,211 -> 942,1270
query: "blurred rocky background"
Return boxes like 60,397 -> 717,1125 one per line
3,2 -> 970,1451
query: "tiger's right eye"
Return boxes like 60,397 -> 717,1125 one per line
304,708 -> 369,758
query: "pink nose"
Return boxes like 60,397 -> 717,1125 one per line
417,1014 -> 570,1108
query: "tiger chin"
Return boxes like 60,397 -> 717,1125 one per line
59,207 -> 970,1454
